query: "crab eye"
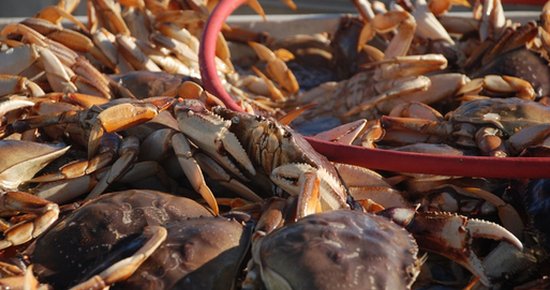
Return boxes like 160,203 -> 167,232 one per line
231,116 -> 240,124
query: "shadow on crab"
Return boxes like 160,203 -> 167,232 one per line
26,189 -> 252,290
479,179 -> 550,288
1,190 -> 521,290
243,207 -> 521,290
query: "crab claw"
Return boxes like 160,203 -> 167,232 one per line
271,163 -> 348,218
381,208 -> 522,287
312,119 -> 367,145
88,97 -> 176,158
175,99 -> 256,177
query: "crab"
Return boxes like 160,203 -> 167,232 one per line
0,96 -> 175,154
380,97 -> 550,157
0,96 -> 182,204
26,189 -> 251,289
0,140 -> 71,250
0,22 -> 112,99
283,5 -> 468,131
243,207 -> 522,289
2,94 -> 357,218
467,179 -> 550,288
119,215 -> 252,289
244,209 -> 421,290
175,99 -> 351,218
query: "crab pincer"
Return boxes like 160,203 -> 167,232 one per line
87,96 -> 176,157
381,207 -> 523,287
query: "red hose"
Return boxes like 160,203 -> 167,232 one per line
199,0 -> 550,179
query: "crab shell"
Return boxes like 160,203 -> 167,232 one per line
250,209 -> 421,290
210,105 -> 345,191
472,48 -> 550,97
448,97 -> 550,135
30,190 -> 212,288
118,216 -> 252,290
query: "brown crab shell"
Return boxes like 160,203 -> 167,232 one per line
447,97 -> 550,135
30,190 -> 212,288
472,48 -> 550,98
118,216 -> 252,289
253,209 -> 421,290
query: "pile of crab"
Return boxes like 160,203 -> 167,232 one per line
0,0 -> 549,289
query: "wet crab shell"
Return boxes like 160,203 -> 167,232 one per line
448,97 -> 550,135
118,216 -> 252,290
251,209 -> 421,290
472,48 -> 550,97
30,190 -> 212,288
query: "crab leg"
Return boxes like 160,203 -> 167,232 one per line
343,75 -> 431,118
87,136 -> 140,199
171,133 -> 219,215
34,175 -> 97,203
175,100 -> 256,178
92,28 -> 133,73
413,0 -> 455,44
0,98 -> 34,121
0,141 -> 70,190
374,11 -> 417,58
113,161 -> 175,192
334,163 -> 408,209
507,123 -> 550,155
248,41 -> 299,94
0,192 -> 59,250
479,0 -> 505,41
312,119 -> 367,145
295,171 -> 323,218
0,264 -> 42,290
2,109 -> 81,139
91,0 -> 131,36
36,3 -> 86,29
254,198 -> 291,238
88,97 -> 176,157
22,18 -> 92,53
382,208 -> 522,287
116,35 -> 162,72
0,44 -> 39,75
0,261 -> 24,277
0,75 -> 45,98
376,73 -> 469,113
271,163 -> 348,218
35,161 -> 173,203
70,225 -> 167,290
38,47 -> 78,93
191,153 -> 261,203
380,116 -> 453,138
29,150 -> 115,183
369,54 -> 448,79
